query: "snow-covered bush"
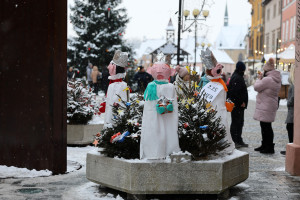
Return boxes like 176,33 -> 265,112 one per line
67,80 -> 97,124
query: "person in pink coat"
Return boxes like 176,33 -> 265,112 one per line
253,58 -> 281,154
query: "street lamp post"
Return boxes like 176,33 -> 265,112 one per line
177,7 -> 208,67
275,38 -> 281,69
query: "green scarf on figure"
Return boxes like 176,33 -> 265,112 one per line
144,80 -> 168,101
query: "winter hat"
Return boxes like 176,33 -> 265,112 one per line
200,48 -> 217,70
236,61 -> 246,72
112,50 -> 128,67
263,58 -> 275,72
175,65 -> 189,78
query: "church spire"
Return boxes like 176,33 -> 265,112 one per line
224,1 -> 228,26
166,18 -> 175,42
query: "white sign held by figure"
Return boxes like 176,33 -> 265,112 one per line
200,82 -> 223,102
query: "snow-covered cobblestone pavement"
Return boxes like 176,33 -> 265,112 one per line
1,100 -> 300,200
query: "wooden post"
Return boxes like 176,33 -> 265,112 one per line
0,0 -> 67,174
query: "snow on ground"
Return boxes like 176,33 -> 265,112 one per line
247,86 -> 287,106
0,165 -> 52,178
0,146 -> 97,178
63,182 -> 124,200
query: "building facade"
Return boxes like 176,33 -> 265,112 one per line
248,0 -> 264,62
281,0 -> 296,49
263,0 -> 282,54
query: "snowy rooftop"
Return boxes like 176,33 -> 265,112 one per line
215,25 -> 248,50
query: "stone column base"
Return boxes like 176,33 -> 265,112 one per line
285,143 -> 300,176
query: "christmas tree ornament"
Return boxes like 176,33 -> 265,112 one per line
88,47 -> 91,51
96,132 -> 101,137
118,131 -> 130,142
122,86 -> 130,91
110,132 -> 121,143
183,122 -> 189,129
113,102 -> 119,107
125,102 -> 131,106
192,70 -> 197,75
108,7 -> 111,18
93,139 -> 99,147
199,125 -> 208,130
185,66 -> 190,73
185,104 -> 189,109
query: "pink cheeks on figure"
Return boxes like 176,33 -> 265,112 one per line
147,63 -> 176,80
107,62 -> 116,76
211,64 -> 224,77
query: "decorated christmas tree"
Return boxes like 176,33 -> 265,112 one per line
94,94 -> 144,159
67,0 -> 133,75
67,79 -> 97,124
176,73 -> 230,160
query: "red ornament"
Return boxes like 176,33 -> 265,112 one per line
77,70 -> 80,74
136,123 -> 140,126
108,7 -> 111,11
119,33 -> 122,36
80,15 -> 83,18
88,47 -> 91,51
183,122 -> 189,129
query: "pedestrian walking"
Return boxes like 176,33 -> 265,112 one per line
133,66 -> 152,93
86,63 -> 93,87
227,61 -> 248,148
91,66 -> 101,95
67,66 -> 75,81
281,65 -> 295,155
253,58 -> 281,154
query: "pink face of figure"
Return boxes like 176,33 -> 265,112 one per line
147,63 -> 176,80
107,62 -> 116,76
211,64 -> 224,77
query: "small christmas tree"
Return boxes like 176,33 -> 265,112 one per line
176,77 -> 230,160
67,79 -> 97,124
94,94 -> 144,159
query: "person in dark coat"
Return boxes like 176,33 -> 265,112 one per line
134,66 -> 152,93
67,67 -> 75,81
281,66 -> 295,155
227,61 -> 249,148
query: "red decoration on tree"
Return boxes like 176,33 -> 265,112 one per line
80,15 -> 83,18
183,122 -> 189,129
108,7 -> 111,11
88,47 -> 91,51
119,33 -> 122,36
77,70 -> 80,74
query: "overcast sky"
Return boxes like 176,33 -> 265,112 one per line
68,0 -> 252,43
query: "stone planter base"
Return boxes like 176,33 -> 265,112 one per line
67,124 -> 103,145
86,150 -> 249,195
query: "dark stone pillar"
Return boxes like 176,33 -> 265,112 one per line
0,0 -> 67,174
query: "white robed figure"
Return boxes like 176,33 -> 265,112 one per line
200,48 -> 235,153
140,54 -> 180,159
102,50 -> 129,126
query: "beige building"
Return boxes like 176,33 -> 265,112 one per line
262,0 -> 281,54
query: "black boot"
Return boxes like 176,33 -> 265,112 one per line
254,141 -> 265,151
260,143 -> 275,154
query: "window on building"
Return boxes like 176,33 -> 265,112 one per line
257,3 -> 260,20
273,4 -> 277,18
293,16 -> 296,39
272,31 -> 275,52
290,18 -> 293,40
266,34 -> 270,53
286,20 -> 289,41
278,0 -> 281,15
267,8 -> 270,21
282,22 -> 285,42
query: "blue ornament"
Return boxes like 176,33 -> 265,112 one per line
199,125 -> 208,130
126,102 -> 131,106
118,131 -> 130,142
